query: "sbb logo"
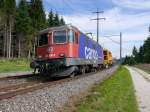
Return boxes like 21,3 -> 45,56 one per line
85,46 -> 98,60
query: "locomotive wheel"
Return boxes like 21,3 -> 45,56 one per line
105,65 -> 109,69
70,72 -> 75,78
92,68 -> 97,72
81,66 -> 85,75
94,68 -> 97,72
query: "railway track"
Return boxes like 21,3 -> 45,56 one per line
0,73 -> 35,81
0,76 -> 72,100
0,66 -> 117,101
0,73 -> 43,89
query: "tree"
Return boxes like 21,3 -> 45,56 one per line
0,0 -> 5,56
47,10 -> 54,27
132,46 -> 139,62
132,46 -> 138,57
16,0 -> 33,58
53,13 -> 60,26
0,0 -> 16,58
138,46 -> 144,63
60,16 -> 65,26
30,0 -> 46,30
122,56 -> 136,65
30,0 -> 46,56
143,37 -> 150,63
0,0 -> 4,16
0,0 -> 67,58
47,11 -> 66,27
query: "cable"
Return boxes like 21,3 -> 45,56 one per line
102,36 -> 120,44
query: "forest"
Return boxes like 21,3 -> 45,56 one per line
0,0 -> 65,58
123,34 -> 150,65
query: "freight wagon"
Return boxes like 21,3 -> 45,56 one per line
103,49 -> 113,68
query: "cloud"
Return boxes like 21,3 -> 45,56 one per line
112,0 -> 150,10
63,7 -> 149,58
63,7 -> 150,36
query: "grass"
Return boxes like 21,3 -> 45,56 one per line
75,66 -> 138,112
0,58 -> 32,73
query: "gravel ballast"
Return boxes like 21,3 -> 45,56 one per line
0,66 -> 117,112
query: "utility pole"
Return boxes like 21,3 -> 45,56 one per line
149,25 -> 150,35
120,32 -> 122,63
91,9 -> 106,43
103,32 -> 123,63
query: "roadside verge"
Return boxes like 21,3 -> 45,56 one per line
74,66 -> 138,112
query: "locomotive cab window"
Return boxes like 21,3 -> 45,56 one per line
53,30 -> 67,44
38,33 -> 48,46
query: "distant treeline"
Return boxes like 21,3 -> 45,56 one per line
123,35 -> 150,65
0,0 -> 65,58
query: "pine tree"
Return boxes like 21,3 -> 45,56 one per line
16,0 -> 33,58
0,0 -> 16,58
30,0 -> 46,56
132,46 -> 138,57
48,10 -> 54,27
132,46 -> 140,63
60,16 -> 65,26
143,37 -> 150,63
0,0 -> 5,56
0,0 -> 4,15
47,11 -> 66,27
30,0 -> 46,31
54,13 -> 60,26
122,56 -> 136,65
138,46 -> 144,63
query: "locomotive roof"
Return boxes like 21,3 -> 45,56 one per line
38,24 -> 103,49
38,25 -> 79,34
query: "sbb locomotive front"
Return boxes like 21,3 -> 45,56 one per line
30,25 -> 104,77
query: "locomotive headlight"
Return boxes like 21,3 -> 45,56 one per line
38,55 -> 42,58
59,53 -> 65,57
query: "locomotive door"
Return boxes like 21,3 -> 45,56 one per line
36,32 -> 52,59
73,31 -> 79,57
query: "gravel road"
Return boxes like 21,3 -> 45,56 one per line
126,66 -> 150,112
0,66 -> 117,112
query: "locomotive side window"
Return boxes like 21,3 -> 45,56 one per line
53,30 -> 67,44
68,30 -> 74,43
68,30 -> 78,44
39,33 -> 48,46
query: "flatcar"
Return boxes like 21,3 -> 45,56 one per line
30,25 -> 104,77
103,49 -> 113,68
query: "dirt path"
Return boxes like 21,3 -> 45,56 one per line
126,66 -> 150,112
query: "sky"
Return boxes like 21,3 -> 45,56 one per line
17,0 -> 150,59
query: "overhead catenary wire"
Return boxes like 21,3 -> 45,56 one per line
102,36 -> 120,44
